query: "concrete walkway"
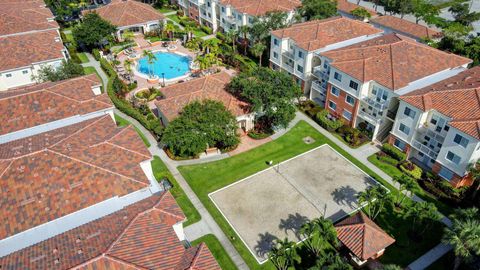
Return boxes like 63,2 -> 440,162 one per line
80,53 -> 109,88
407,243 -> 452,270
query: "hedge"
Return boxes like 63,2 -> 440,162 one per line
200,25 -> 213,34
315,110 -> 343,131
399,161 -> 422,179
382,143 -> 407,161
92,49 -> 101,61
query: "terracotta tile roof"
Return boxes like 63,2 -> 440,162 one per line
0,115 -> 152,239
0,2 -> 58,37
337,0 -> 377,17
0,30 -> 65,72
335,211 -> 395,261
371,15 -> 442,40
85,0 -> 165,27
271,17 -> 382,51
0,192 -> 220,270
219,0 -> 301,16
0,74 -> 112,136
322,33 -> 471,90
401,66 -> 480,140
155,71 -> 250,121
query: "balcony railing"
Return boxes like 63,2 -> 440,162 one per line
416,125 -> 446,142
358,110 -> 381,125
282,50 -> 295,60
312,66 -> 329,79
412,139 -> 439,159
282,62 -> 294,73
311,80 -> 327,92
361,96 -> 389,111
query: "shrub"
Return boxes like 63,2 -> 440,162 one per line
247,130 -> 270,140
92,49 -> 101,61
216,32 -> 226,41
381,143 -> 406,161
177,10 -> 184,16
337,125 -> 361,145
127,82 -> 137,91
201,25 -> 213,34
100,58 -> 116,77
376,152 -> 399,166
399,161 -> 422,180
315,110 -> 343,131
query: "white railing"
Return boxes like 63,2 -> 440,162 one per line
412,139 -> 439,159
358,110 -> 381,125
311,80 -> 326,92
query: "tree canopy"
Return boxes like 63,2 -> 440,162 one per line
32,60 -> 85,83
228,68 -> 300,129
299,0 -> 337,21
72,13 -> 117,51
161,100 -> 240,157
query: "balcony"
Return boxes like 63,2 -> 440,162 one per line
312,66 -> 329,79
412,139 -> 439,159
361,96 -> 389,111
282,62 -> 294,73
311,80 -> 327,92
358,110 -> 381,125
416,125 -> 446,142
282,50 -> 295,60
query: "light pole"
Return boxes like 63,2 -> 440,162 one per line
161,72 -> 165,87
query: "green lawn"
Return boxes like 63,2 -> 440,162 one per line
191,234 -> 238,270
157,7 -> 177,13
77,52 -> 89,63
167,14 -> 182,24
151,156 -> 201,226
179,120 -> 398,270
367,154 -> 456,216
114,114 -> 151,147
83,66 -> 104,93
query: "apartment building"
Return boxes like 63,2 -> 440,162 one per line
0,1 -> 67,90
0,75 -> 221,268
269,17 -> 383,92
176,0 -> 300,32
313,33 -> 470,142
389,67 -> 480,187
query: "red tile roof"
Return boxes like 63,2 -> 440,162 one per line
401,66 -> 480,140
322,33 -> 471,90
0,115 -> 152,239
337,0 -> 377,17
155,71 -> 250,121
335,211 -> 395,261
271,17 -> 382,51
0,192 -> 220,270
371,15 -> 442,40
0,2 -> 58,37
219,0 -> 301,16
0,30 -> 65,72
85,0 -> 165,27
0,74 -> 112,136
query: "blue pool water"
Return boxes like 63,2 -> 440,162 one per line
137,52 -> 191,79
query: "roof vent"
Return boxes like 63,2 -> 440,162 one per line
54,258 -> 60,265
54,37 -> 61,42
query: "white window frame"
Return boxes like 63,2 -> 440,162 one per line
328,101 -> 337,111
399,123 -> 410,135
453,134 -> 469,148
445,151 -> 461,165
345,95 -> 355,106
334,72 -> 342,82
342,110 -> 352,121
330,86 -> 340,97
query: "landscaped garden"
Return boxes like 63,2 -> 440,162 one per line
177,120 -> 445,269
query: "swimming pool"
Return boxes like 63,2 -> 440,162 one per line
137,52 -> 191,79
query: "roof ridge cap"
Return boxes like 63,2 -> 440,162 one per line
47,116 -> 109,149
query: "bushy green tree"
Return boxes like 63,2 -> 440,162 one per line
161,100 -> 240,157
358,185 -> 391,220
73,13 -> 117,51
411,0 -> 439,24
299,0 -> 337,21
392,175 -> 419,207
351,7 -> 372,20
268,238 -> 300,270
449,2 -> 480,26
229,68 -> 300,129
32,60 -> 84,83
300,217 -> 338,257
405,201 -> 440,235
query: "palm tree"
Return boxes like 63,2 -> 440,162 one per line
268,238 -> 300,270
142,50 -> 157,78
202,38 -> 219,55
224,29 -> 238,54
184,25 -> 194,41
238,25 -> 250,55
300,216 -> 338,257
392,175 -> 419,207
122,30 -> 135,43
405,201 -> 440,235
442,208 -> 480,270
164,22 -> 176,40
358,185 -> 390,220
123,59 -> 133,82
250,42 -> 267,67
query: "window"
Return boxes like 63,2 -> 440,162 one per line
453,134 -> 469,148
273,52 -> 278,59
237,14 -> 242,20
5,73 -> 11,78
446,151 -> 461,165
399,123 -> 410,135
207,1 -> 210,6
404,107 -> 416,119
349,80 -> 359,90
22,70 -> 28,74
330,86 -> 340,97
221,6 -> 225,13
439,166 -> 454,181
342,110 -> 352,121
345,95 -> 355,106
298,51 -> 303,58
296,65 -> 304,73
444,125 -> 450,132
273,38 -> 278,46
328,101 -> 337,110
394,139 -> 406,150
334,72 -> 342,81
248,17 -> 253,23
430,116 -> 437,125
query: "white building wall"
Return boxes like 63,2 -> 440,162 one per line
437,128 -> 479,176
0,59 -> 63,91
391,101 -> 422,143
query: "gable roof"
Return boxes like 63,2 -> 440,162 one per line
0,74 -> 111,136
335,211 -> 395,261
0,29 -> 65,72
86,0 -> 165,27
0,191 -> 220,270
321,33 -> 471,90
0,115 -> 152,239
371,15 -> 442,40
337,0 -> 377,17
155,71 -> 250,121
219,0 -> 301,16
0,1 -> 58,37
271,17 -> 382,51
401,66 -> 480,140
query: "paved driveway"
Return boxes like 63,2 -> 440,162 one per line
209,145 -> 378,263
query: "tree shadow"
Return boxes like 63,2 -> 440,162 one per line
278,213 -> 310,239
330,185 -> 357,209
254,232 -> 278,258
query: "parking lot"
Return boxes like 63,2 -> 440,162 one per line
209,145 -> 379,263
